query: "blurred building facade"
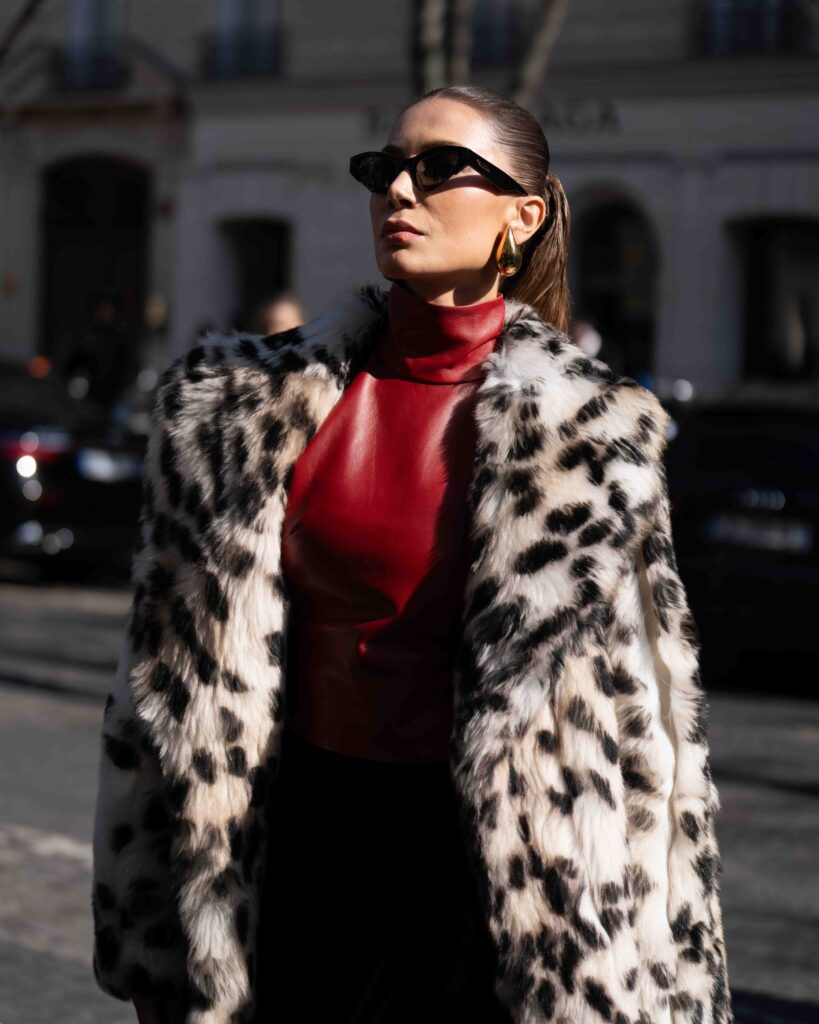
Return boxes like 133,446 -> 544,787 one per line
0,0 -> 816,402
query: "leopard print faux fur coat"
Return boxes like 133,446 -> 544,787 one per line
91,282 -> 733,1024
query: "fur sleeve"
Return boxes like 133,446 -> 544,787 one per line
91,344 -> 293,1022
629,466 -> 734,1024
450,379 -> 733,1024
91,357 -> 194,1007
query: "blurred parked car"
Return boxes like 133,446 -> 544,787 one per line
664,398 -> 819,684
0,357 -> 146,580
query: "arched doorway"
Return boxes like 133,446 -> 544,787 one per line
572,202 -> 659,378
39,155 -> 152,382
218,216 -> 292,331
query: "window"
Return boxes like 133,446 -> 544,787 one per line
61,0 -> 129,90
203,0 -> 283,79
469,0 -> 538,70
692,0 -> 818,57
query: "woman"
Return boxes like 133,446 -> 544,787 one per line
91,85 -> 733,1024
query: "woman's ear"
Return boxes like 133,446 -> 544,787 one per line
512,195 -> 548,245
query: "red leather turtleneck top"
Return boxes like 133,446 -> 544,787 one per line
280,280 -> 505,763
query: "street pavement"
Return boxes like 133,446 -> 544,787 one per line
0,580 -> 816,1024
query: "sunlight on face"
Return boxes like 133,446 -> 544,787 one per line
369,97 -> 544,305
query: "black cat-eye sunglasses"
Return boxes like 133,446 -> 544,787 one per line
349,144 -> 529,197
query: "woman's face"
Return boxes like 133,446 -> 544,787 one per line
369,97 -> 546,305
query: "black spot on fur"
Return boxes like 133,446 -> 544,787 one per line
479,793 -> 499,830
589,770 -> 616,810
629,703 -> 655,738
600,732 -> 619,764
228,818 -> 244,861
612,666 -> 639,695
558,933 -> 581,992
578,518 -> 613,546
670,902 -> 693,943
694,851 -> 717,896
221,542 -> 255,578
192,749 -> 217,784
577,577 -> 602,605
532,974 -> 556,1015
593,655 -> 615,697
159,433 -> 183,508
570,554 -> 598,579
584,979 -> 614,1018
576,394 -> 610,424
219,706 -> 243,743
236,474 -> 263,526
146,563 -> 174,600
265,632 -> 283,666
466,576 -> 501,618
473,600 -> 524,646
509,855 -> 526,889
650,961 -> 673,989
196,647 -> 216,685
165,776 -> 190,815
621,753 -> 656,794
204,572 -> 229,622
227,746 -> 248,776
222,670 -> 249,693
536,729 -> 557,753
527,605 -> 576,646
104,736 -> 140,771
562,766 -> 583,799
168,676 -> 191,722
546,502 -> 592,535
549,787 -> 573,815
509,422 -> 546,461
513,538 -> 568,574
681,811 -> 701,843
543,865 -> 570,915
566,696 -> 596,732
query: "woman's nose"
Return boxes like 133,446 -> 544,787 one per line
386,168 -> 416,204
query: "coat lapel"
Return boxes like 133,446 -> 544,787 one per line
91,283 -> 732,1024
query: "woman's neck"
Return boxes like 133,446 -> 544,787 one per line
391,276 -> 501,308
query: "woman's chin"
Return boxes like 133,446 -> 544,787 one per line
377,253 -> 418,276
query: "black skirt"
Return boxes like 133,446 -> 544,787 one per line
253,725 -> 511,1024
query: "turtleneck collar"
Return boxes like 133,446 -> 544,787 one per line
377,279 -> 505,384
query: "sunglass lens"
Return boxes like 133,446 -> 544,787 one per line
416,148 -> 464,188
351,154 -> 395,194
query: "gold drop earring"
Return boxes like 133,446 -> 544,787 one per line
495,224 -> 522,277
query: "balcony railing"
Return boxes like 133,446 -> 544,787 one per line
50,40 -> 131,92
690,0 -> 819,57
200,27 -> 285,81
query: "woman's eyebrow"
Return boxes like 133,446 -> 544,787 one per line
381,140 -> 462,155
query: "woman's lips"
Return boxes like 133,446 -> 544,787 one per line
382,230 -> 421,244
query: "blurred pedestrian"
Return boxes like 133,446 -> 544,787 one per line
51,287 -> 138,409
249,291 -> 307,335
